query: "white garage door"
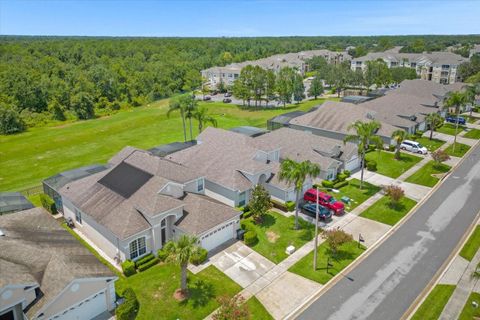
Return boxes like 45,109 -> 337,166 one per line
201,222 -> 235,251
52,290 -> 107,320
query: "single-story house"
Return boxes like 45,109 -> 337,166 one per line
0,208 -> 117,320
0,192 -> 34,215
60,148 -> 242,263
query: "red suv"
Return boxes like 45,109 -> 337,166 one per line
304,188 -> 345,215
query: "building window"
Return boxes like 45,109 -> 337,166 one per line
129,237 -> 147,260
238,192 -> 246,207
197,179 -> 204,192
75,209 -> 82,224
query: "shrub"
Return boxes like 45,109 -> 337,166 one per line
285,201 -> 296,212
39,194 -> 57,215
343,170 -> 351,177
121,260 -> 136,277
242,210 -> 254,219
244,230 -> 258,246
367,144 -> 377,152
431,149 -> 451,165
157,249 -> 169,262
134,253 -> 155,268
337,173 -> 348,182
299,228 -> 314,241
0,106 -> 26,134
116,288 -> 139,320
212,295 -> 249,320
321,227 -> 353,255
137,258 -> 159,272
240,220 -> 251,231
322,180 -> 335,188
271,199 -> 288,211
387,145 -> 396,152
384,184 -> 405,205
334,180 -> 349,189
366,160 -> 377,171
190,248 -> 208,265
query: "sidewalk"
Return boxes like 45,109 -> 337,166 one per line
424,130 -> 478,146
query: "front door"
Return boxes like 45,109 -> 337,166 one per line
161,228 -> 166,246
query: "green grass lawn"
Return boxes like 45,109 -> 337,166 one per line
458,292 -> 480,320
436,123 -> 466,136
115,264 -> 242,320
405,161 -> 451,187
459,226 -> 480,261
325,178 -> 381,212
27,193 -> 43,207
413,137 -> 446,152
365,151 -> 423,179
242,211 -> 316,264
467,115 -> 480,124
445,143 -> 471,157
247,297 -> 273,320
289,241 -> 365,284
360,196 -> 417,226
463,129 -> 480,139
411,284 -> 456,320
0,97 -> 338,192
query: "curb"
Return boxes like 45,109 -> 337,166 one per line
286,138 -> 480,320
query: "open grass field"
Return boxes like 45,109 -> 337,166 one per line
325,178 -> 381,212
115,264 -> 242,320
413,137 -> 446,152
459,226 -> 480,261
360,196 -> 417,226
242,211 -> 316,264
405,161 -> 451,187
445,142 -> 471,157
410,284 -> 456,320
458,292 -> 480,320
365,150 -> 423,179
0,98 -> 337,191
288,241 -> 365,284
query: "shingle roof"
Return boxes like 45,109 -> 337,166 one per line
353,51 -> 467,66
175,193 -> 241,235
0,208 -> 114,318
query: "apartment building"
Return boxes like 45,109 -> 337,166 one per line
351,50 -> 468,84
202,49 -> 351,88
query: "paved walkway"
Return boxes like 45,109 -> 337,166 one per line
397,156 -> 431,181
439,250 -> 480,320
424,130 -> 478,146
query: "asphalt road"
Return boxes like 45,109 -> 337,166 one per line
297,142 -> 480,320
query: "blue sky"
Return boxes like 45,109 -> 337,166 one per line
1,0 -> 479,37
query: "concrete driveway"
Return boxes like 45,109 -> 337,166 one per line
210,241 -> 276,288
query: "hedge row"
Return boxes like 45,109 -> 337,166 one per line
271,199 -> 296,212
137,258 -> 160,272
134,253 -> 155,268
121,260 -> 136,277
244,230 -> 258,246
116,288 -> 139,320
40,194 -> 57,215
190,248 -> 208,265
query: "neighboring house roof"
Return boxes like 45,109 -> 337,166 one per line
148,141 -> 197,157
175,193 -> 241,235
268,110 -> 308,125
0,208 -> 114,318
390,79 -> 465,102
290,101 -> 398,138
352,51 -> 467,66
229,126 -> 268,137
0,192 -> 34,214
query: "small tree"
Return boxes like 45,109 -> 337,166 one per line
212,295 -> 250,320
321,228 -> 353,256
248,184 -> 272,224
391,129 -> 407,160
425,113 -> 443,140
308,76 -> 324,99
384,185 -> 404,206
431,149 -> 451,166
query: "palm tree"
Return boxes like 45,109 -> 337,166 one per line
444,91 -> 467,154
164,235 -> 201,297
344,120 -> 383,189
425,112 -> 443,140
193,106 -> 217,133
180,94 -> 198,141
391,129 -> 407,160
278,159 -> 320,230
167,97 -> 187,142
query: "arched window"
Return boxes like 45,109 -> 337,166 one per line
129,237 -> 146,259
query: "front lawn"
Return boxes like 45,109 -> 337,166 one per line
405,161 -> 451,187
242,211 -> 316,264
445,143 -> 471,157
459,226 -> 480,261
115,264 -> 242,320
463,129 -> 480,139
365,151 -> 423,179
288,241 -> 365,284
413,137 -> 446,152
466,115 -> 480,124
360,196 -> 417,226
411,284 -> 456,320
436,123 -> 466,136
247,297 -> 273,320
458,292 -> 480,320
325,178 -> 381,212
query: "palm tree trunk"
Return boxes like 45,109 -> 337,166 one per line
189,117 -> 193,141
429,126 -> 433,140
294,190 -> 301,230
181,263 -> 188,292
360,149 -> 365,190
181,112 -> 187,142
395,144 -> 400,160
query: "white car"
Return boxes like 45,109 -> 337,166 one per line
400,140 -> 428,154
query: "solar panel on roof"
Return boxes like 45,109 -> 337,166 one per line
98,162 -> 153,198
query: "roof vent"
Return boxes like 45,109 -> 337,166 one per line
0,229 -> 4,237
366,111 -> 376,120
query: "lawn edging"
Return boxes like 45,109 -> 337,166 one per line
286,139 -> 480,320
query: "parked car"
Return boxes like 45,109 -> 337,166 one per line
224,92 -> 232,97
400,140 -> 428,155
304,189 -> 345,215
223,98 -> 232,103
211,91 -> 219,96
203,96 -> 211,101
301,203 -> 333,220
445,116 -> 466,125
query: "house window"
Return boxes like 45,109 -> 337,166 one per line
129,237 -> 147,260
238,192 -> 246,207
75,209 -> 82,224
197,179 -> 204,192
